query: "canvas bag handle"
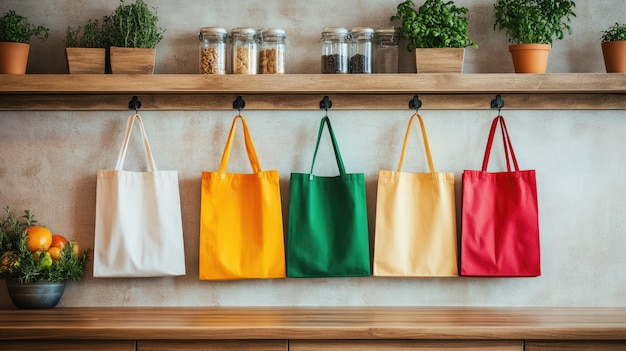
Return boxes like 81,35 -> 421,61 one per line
397,112 -> 435,173
481,115 -> 520,172
218,114 -> 262,174
309,116 -> 347,179
115,114 -> 157,172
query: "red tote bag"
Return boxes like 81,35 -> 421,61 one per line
461,115 -> 540,277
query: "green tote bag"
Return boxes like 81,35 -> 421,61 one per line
287,116 -> 371,277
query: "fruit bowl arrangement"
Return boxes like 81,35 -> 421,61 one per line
0,207 -> 90,309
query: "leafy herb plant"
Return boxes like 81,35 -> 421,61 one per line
494,0 -> 576,45
0,207 -> 90,283
601,22 -> 626,42
0,10 -> 49,43
391,0 -> 476,51
104,0 -> 165,48
65,19 -> 107,48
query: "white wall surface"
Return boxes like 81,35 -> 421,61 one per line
0,0 -> 625,307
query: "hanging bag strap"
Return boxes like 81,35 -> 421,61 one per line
218,114 -> 262,174
481,115 -> 520,172
309,116 -> 346,179
397,112 -> 435,173
115,114 -> 157,172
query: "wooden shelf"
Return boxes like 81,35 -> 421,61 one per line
1,307 -> 625,340
1,73 -> 625,110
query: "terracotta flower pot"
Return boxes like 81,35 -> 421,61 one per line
508,44 -> 551,74
414,48 -> 465,73
0,42 -> 30,74
601,41 -> 626,73
109,47 -> 156,74
66,48 -> 106,74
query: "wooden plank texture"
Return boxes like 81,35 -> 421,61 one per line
0,340 -> 136,351
138,340 -> 287,351
289,340 -> 523,351
0,307 -> 625,341
1,74 -> 626,94
1,93 -> 626,111
525,341 -> 626,351
1,74 -> 625,110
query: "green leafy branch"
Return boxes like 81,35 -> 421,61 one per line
65,19 -> 107,48
602,22 -> 626,42
391,0 -> 476,51
103,0 -> 165,48
0,10 -> 49,44
494,0 -> 576,45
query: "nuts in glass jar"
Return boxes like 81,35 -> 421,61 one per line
258,28 -> 286,74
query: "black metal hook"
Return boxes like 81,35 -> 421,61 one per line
233,95 -> 246,113
490,94 -> 504,114
128,96 -> 141,114
319,96 -> 332,115
409,95 -> 422,112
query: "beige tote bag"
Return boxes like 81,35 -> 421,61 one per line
374,113 -> 458,277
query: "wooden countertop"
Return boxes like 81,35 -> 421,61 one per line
0,307 -> 625,341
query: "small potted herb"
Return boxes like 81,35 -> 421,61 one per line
1,207 -> 90,309
493,0 -> 576,73
65,19 -> 107,74
0,10 -> 49,74
391,0 -> 476,73
601,22 -> 626,73
103,0 -> 166,73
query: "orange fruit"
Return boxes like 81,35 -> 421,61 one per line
48,246 -> 62,261
50,234 -> 68,249
26,226 -> 52,252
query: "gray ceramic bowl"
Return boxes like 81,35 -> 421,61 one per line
5,279 -> 66,309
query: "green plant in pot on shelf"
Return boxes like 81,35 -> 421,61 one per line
0,10 -> 49,74
391,0 -> 477,73
65,19 -> 107,74
600,22 -> 626,73
103,0 -> 166,74
493,0 -> 576,73
1,207 -> 90,309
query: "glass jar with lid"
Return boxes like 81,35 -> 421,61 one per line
321,27 -> 349,74
198,27 -> 227,75
258,28 -> 286,74
374,27 -> 399,73
349,27 -> 374,74
230,27 -> 258,74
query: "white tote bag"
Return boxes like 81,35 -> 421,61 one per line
94,114 -> 186,277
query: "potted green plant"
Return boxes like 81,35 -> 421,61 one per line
601,22 -> 626,73
494,0 -> 576,73
1,207 -> 90,309
0,10 -> 49,74
391,0 -> 476,73
65,19 -> 107,74
103,0 -> 166,74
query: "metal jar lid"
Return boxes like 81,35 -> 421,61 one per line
350,27 -> 374,40
198,27 -> 227,41
258,28 -> 286,42
321,27 -> 349,40
230,27 -> 257,36
375,27 -> 399,44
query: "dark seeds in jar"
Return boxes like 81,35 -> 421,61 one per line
322,54 -> 346,73
350,54 -> 366,73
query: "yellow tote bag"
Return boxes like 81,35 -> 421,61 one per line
199,114 -> 286,280
373,113 -> 458,277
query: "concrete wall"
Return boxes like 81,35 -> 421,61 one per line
1,0 -> 624,307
